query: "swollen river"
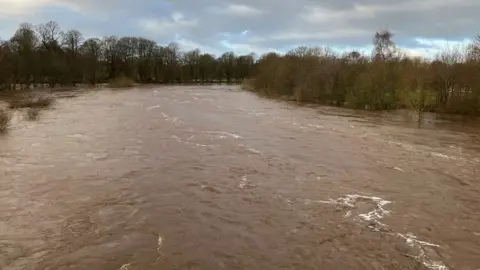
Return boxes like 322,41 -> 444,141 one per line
0,85 -> 479,269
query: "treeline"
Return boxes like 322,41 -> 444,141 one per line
247,31 -> 480,115
0,21 -> 255,90
2,21 -> 479,115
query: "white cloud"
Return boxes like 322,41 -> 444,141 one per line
220,39 -> 281,55
175,37 -> 222,56
357,0 -> 480,13
209,4 -> 263,16
172,12 -> 184,22
304,5 -> 375,24
304,0 -> 480,23
415,37 -> 471,48
270,29 -> 371,41
139,12 -> 197,39
0,0 -> 59,18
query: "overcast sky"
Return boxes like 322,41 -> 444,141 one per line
0,0 -> 477,57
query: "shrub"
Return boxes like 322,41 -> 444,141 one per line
108,76 -> 135,88
241,79 -> 255,91
0,109 -> 11,132
8,96 -> 54,109
25,108 -> 40,120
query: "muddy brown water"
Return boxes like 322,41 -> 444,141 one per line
0,85 -> 479,270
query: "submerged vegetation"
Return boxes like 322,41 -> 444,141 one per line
0,109 -> 11,132
8,96 -> 54,109
25,108 -> 40,121
108,76 -> 136,88
0,20 -> 479,116
247,31 -> 480,115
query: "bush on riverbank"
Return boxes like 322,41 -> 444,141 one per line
8,96 -> 54,109
0,109 -> 11,132
241,79 -> 255,91
108,76 -> 135,88
25,108 -> 40,120
249,31 -> 480,115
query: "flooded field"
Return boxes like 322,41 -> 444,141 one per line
0,85 -> 479,270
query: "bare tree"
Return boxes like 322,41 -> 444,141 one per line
80,38 -> 101,85
373,30 -> 396,61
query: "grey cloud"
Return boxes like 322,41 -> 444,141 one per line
1,0 -> 479,55
158,0 -> 480,51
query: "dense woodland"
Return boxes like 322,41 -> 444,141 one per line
1,21 -> 480,115
249,31 -> 480,115
0,21 -> 255,89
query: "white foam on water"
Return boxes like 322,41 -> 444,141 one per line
119,263 -> 131,270
403,247 -> 448,270
247,148 -> 263,155
431,152 -> 457,160
68,133 -> 90,140
237,144 -> 263,155
171,135 -> 217,148
160,112 -> 185,125
394,167 -> 404,172
171,117 -> 182,123
383,140 -> 476,165
203,131 -> 243,139
289,121 -> 309,130
157,236 -> 163,253
239,175 -> 255,189
386,140 -> 418,152
304,194 -> 447,269
306,124 -> 325,129
398,233 -> 440,248
239,175 -> 248,189
147,105 -> 160,110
